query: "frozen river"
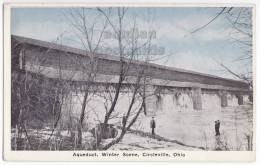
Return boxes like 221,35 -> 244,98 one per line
133,103 -> 253,150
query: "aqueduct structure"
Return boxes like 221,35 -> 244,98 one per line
11,35 -> 252,121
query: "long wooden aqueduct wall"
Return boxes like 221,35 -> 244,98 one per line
11,35 -> 252,123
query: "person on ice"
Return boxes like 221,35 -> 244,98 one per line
150,117 -> 156,135
215,120 -> 220,136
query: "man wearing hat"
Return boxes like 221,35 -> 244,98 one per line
215,120 -> 220,136
150,117 -> 156,135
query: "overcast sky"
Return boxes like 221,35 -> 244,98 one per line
11,7 -> 252,80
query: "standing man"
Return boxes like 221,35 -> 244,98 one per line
150,117 -> 156,135
215,120 -> 220,136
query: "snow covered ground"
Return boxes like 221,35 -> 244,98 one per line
108,133 -> 202,150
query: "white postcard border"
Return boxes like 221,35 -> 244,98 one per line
3,2 -> 256,162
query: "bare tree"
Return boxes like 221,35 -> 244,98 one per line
65,8 -> 109,146
11,34 -> 73,150
95,7 -> 158,149
97,7 -> 155,124
222,7 -> 252,87
64,7 -> 158,149
191,7 -> 253,87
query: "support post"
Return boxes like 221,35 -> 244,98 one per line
220,91 -> 228,107
249,93 -> 253,102
236,94 -> 243,105
191,87 -> 202,110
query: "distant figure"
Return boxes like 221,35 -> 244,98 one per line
215,120 -> 220,136
67,123 -> 71,135
150,117 -> 156,135
122,114 -> 127,126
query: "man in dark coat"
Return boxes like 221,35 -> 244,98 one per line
215,120 -> 220,136
150,117 -> 156,135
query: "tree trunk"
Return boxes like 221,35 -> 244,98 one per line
78,91 -> 89,145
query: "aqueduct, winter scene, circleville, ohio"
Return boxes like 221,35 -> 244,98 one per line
11,35 -> 253,151
10,7 -> 253,152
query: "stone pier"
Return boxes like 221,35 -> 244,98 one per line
191,87 -> 202,110
236,94 -> 244,105
219,91 -> 228,107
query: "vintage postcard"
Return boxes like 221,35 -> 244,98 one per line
3,3 -> 255,161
